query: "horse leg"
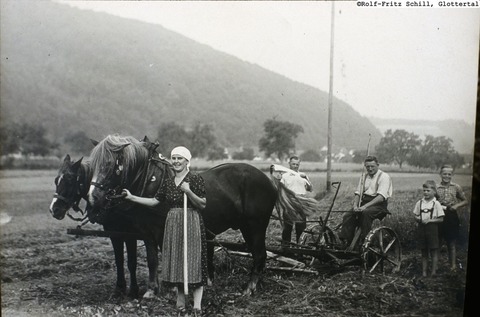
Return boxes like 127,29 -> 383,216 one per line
110,237 -> 127,296
125,239 -> 139,298
239,223 -> 268,296
143,240 -> 159,298
206,231 -> 215,285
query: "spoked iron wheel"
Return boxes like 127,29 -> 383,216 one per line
299,224 -> 339,248
362,226 -> 402,274
298,224 -> 339,265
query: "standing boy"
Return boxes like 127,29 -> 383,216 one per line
413,180 -> 444,277
437,164 -> 468,271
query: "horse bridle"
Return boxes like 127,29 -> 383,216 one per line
90,181 -> 124,201
53,192 -> 82,212
54,167 -> 89,221
90,157 -> 128,208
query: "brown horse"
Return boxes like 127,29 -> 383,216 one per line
49,152 -> 171,298
86,134 -> 277,295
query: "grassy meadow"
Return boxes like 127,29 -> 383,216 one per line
0,163 -> 473,251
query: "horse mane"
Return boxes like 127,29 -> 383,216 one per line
81,160 -> 93,181
89,134 -> 149,182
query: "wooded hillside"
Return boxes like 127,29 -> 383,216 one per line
2,0 -> 382,153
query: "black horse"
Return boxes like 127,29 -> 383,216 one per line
49,153 -> 170,298
49,154 -> 90,221
87,134 -> 277,295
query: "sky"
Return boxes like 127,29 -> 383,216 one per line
57,0 -> 479,125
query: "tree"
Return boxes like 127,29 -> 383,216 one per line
258,118 -> 303,161
375,129 -> 421,168
300,149 -> 321,162
156,122 -> 220,159
0,122 -> 57,156
189,123 -> 217,158
207,145 -> 228,161
407,151 -> 430,169
156,122 -> 191,155
63,131 -> 94,155
0,122 -> 18,155
232,147 -> 255,160
352,149 -> 368,164
409,135 -> 463,169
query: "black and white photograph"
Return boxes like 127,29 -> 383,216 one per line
1,1 -> 478,316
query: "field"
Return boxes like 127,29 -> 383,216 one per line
0,168 -> 473,317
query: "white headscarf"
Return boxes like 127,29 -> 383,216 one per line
171,146 -> 192,170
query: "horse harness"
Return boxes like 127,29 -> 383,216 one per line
54,163 -> 90,222
90,143 -> 173,210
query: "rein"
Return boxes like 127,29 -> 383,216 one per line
71,163 -> 91,215
90,181 -> 108,190
90,181 -> 125,209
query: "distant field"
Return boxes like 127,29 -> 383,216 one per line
0,168 -> 472,246
0,167 -> 472,195
307,171 -> 473,193
193,159 -> 474,175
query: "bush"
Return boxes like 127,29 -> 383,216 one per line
232,147 -> 254,160
300,149 -> 321,162
0,155 -> 61,170
207,145 -> 228,161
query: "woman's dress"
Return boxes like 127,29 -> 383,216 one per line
155,171 -> 208,288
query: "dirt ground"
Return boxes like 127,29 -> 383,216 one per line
1,216 -> 470,317
0,171 -> 472,316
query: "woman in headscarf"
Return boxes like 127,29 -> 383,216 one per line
122,146 -> 208,317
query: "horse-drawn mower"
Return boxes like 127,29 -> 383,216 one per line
207,181 -> 402,276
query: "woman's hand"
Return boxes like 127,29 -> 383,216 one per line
179,182 -> 206,210
179,182 -> 191,193
122,189 -> 132,200
119,189 -> 159,207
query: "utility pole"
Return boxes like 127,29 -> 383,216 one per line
326,2 -> 335,191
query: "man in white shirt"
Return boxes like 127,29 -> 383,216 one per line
281,156 -> 313,244
339,156 -> 393,247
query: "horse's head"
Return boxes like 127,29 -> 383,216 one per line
49,155 -> 86,220
86,135 -> 149,223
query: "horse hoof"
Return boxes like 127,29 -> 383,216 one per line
128,288 -> 139,299
207,278 -> 213,287
114,287 -> 127,298
143,290 -> 156,299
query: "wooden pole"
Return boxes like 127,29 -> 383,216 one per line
358,134 -> 372,208
183,193 -> 189,295
326,1 -> 335,191
66,228 -> 146,240
347,134 -> 372,251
